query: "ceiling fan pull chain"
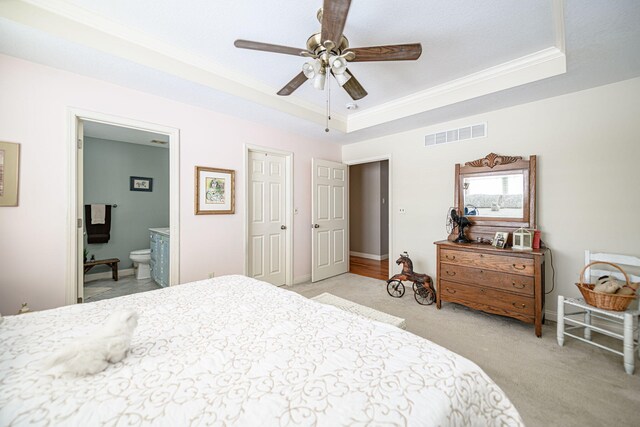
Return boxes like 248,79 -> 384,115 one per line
325,65 -> 331,132
328,66 -> 331,121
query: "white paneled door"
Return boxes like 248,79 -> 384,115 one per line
248,151 -> 286,286
312,159 -> 348,282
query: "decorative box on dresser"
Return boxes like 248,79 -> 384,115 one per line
435,241 -> 546,337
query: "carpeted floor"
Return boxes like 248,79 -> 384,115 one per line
290,273 -> 639,427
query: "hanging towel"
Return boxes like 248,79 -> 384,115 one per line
85,205 -> 112,244
91,204 -> 106,224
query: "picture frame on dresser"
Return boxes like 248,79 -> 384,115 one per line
435,153 -> 547,337
493,232 -> 509,249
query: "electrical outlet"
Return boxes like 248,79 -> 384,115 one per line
208,272 -> 215,279
399,207 -> 406,214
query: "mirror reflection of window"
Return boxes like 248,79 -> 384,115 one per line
463,173 -> 524,218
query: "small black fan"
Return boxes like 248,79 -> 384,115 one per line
445,207 -> 472,243
445,206 -> 455,235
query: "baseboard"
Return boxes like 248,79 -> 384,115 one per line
84,268 -> 134,283
350,251 -> 389,261
546,309 -> 557,323
293,274 -> 311,285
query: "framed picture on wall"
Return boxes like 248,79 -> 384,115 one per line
195,166 -> 235,215
130,176 -> 153,192
0,141 -> 20,207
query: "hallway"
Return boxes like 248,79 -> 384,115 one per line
349,256 -> 389,281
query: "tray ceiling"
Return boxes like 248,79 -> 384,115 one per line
0,0 -> 638,143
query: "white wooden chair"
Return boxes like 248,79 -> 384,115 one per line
557,250 -> 640,374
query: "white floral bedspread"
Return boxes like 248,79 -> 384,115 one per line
0,275 -> 523,426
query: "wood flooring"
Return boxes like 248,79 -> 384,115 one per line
349,256 -> 389,280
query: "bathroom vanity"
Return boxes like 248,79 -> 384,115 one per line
150,228 -> 170,287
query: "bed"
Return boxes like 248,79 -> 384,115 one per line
0,275 -> 523,426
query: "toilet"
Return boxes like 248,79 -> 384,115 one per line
129,249 -> 151,279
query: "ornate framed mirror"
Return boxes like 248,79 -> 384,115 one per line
453,153 -> 537,241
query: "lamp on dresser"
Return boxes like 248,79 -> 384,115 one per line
434,153 -> 547,337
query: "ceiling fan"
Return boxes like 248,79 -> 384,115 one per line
234,0 -> 422,101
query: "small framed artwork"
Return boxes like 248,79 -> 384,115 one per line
195,166 -> 235,215
130,176 -> 153,192
0,141 -> 20,207
493,232 -> 509,249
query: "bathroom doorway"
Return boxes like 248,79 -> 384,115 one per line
68,110 -> 180,305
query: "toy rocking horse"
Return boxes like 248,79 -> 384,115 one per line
386,252 -> 436,305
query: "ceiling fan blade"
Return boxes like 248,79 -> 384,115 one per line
277,72 -> 308,96
341,69 -> 367,100
345,43 -> 423,62
234,39 -> 307,57
321,0 -> 352,45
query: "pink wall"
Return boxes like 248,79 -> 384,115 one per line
0,54 -> 340,314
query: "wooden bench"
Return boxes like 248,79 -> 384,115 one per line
84,258 -> 120,281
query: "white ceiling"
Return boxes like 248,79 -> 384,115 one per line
0,0 -> 639,143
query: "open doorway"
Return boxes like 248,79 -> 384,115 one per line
348,160 -> 389,280
67,109 -> 180,306
81,122 -> 170,302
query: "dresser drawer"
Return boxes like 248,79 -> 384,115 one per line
440,248 -> 534,275
439,264 -> 534,296
440,280 -> 534,317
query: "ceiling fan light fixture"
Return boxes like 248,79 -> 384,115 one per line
302,60 -> 319,79
329,55 -> 348,74
312,67 -> 326,90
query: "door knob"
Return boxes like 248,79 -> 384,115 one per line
281,225 -> 286,230
312,224 -> 320,228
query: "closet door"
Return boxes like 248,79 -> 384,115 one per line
248,151 -> 286,286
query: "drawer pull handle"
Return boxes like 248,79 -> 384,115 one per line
446,288 -> 457,294
512,302 -> 527,309
446,271 -> 456,276
512,264 -> 526,270
512,282 -> 526,289
445,255 -> 456,261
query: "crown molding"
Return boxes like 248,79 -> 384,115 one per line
553,0 -> 566,54
1,0 -> 566,135
346,47 -> 566,132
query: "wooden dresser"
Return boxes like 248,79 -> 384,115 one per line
435,240 -> 547,337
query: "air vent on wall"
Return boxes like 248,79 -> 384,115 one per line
424,123 -> 487,147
